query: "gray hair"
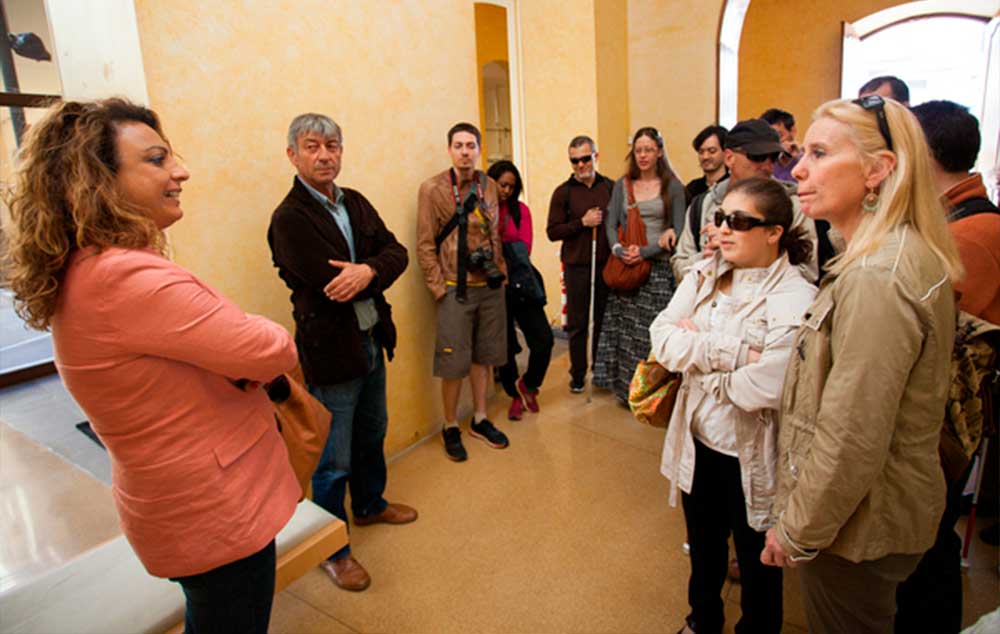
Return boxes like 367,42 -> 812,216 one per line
287,113 -> 342,150
568,135 -> 597,153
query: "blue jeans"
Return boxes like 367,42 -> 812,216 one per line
308,333 -> 388,560
171,540 -> 275,634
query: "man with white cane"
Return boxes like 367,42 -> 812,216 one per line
547,135 -> 614,395
586,224 -> 598,403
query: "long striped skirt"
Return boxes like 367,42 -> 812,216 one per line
593,258 -> 676,403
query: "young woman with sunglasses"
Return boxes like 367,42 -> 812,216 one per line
486,160 -> 554,420
593,127 -> 685,403
650,177 -> 816,634
760,97 -> 962,633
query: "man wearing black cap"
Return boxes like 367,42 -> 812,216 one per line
671,118 -> 818,282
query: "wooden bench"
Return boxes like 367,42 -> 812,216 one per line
0,500 -> 347,634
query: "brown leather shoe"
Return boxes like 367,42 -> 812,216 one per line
320,556 -> 371,592
354,503 -> 418,526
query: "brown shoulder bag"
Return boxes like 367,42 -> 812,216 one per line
602,177 -> 652,290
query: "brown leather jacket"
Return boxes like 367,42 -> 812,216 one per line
416,168 -> 505,300
773,225 -> 956,563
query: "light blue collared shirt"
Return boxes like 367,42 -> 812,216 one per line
298,176 -> 378,331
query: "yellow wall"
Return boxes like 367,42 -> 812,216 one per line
474,2 -> 508,165
134,0 -> 600,455
518,0 -> 600,325
738,0 -> 905,132
626,0 -> 725,184
595,0 -> 629,158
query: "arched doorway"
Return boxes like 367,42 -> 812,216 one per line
842,1 -> 999,199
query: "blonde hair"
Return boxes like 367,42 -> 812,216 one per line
3,99 -> 167,330
814,98 -> 962,282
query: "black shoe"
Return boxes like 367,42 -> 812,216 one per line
469,418 -> 509,449
569,379 -> 585,394
981,523 -> 1000,546
442,426 -> 467,461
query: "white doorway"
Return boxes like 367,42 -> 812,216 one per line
841,1 -> 1000,201
482,60 -> 512,166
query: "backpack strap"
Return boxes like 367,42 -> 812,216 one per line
434,214 -> 461,252
435,171 -> 490,252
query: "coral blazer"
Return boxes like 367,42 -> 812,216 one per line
52,247 -> 300,578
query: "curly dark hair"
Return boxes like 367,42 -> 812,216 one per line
3,98 -> 168,330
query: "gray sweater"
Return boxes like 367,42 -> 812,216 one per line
606,176 -> 686,261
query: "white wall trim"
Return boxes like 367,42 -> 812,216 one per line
852,0 -> 998,38
718,0 -> 750,128
476,0 -> 526,196
44,0 -> 148,103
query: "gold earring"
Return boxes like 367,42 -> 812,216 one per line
862,187 -> 879,213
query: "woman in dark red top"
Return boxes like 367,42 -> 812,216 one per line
487,161 -> 554,420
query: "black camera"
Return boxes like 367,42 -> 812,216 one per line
468,247 -> 505,289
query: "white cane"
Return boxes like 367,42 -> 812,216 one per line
587,226 -> 597,404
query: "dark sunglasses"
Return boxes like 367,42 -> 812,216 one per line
853,94 -> 894,152
570,154 -> 593,165
744,152 -> 780,163
714,209 -> 777,231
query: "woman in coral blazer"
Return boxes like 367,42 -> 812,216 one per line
5,98 -> 299,634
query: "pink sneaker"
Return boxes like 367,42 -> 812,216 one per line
507,396 -> 524,421
516,378 -> 540,413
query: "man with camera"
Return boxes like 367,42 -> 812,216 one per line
416,122 -> 509,462
268,113 -> 415,592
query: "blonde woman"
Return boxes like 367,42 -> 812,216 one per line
5,99 -> 299,633
761,96 -> 962,634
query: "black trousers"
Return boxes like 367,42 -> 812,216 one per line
681,440 -> 783,634
171,539 -> 276,634
499,289 -> 554,397
894,464 -> 971,634
564,262 -> 609,384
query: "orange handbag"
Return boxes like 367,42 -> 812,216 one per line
602,177 -> 652,290
628,352 -> 681,428
269,365 -> 331,501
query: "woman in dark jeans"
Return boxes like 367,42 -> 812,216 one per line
487,161 -> 554,420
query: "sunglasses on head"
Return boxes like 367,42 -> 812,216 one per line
853,94 -> 895,152
570,154 -> 593,165
714,209 -> 777,231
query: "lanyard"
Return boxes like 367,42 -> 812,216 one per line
450,167 -> 483,208
449,168 -> 489,234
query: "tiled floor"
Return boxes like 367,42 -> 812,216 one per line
1,350 -> 998,632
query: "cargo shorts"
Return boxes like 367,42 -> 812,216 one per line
433,285 -> 507,379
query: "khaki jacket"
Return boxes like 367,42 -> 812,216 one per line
416,168 -> 505,300
773,225 -> 956,563
651,252 -> 816,530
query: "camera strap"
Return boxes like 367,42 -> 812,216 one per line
436,168 -> 485,302
434,169 -> 486,251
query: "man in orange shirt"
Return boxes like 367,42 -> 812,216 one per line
898,99 -> 1000,634
912,100 -> 999,323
